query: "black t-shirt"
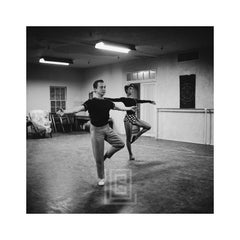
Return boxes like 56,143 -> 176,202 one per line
83,98 -> 115,127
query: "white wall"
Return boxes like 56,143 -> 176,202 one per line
27,47 -> 213,145
157,109 -> 214,145
153,48 -> 214,144
148,49 -> 213,109
27,63 -> 83,113
81,47 -> 213,144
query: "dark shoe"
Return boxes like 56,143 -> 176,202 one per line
129,155 -> 135,161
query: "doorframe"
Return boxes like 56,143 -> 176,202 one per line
124,70 -> 157,138
140,81 -> 157,137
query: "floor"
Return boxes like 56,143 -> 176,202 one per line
27,132 -> 213,213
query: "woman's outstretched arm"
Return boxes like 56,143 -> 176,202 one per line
105,97 -> 124,102
135,99 -> 156,104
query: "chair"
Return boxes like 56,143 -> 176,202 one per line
50,113 -> 72,133
74,115 -> 90,131
28,110 -> 52,137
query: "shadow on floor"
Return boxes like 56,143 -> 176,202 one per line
78,186 -> 130,213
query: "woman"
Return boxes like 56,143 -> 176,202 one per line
106,84 -> 156,160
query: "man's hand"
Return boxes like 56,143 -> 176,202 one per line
113,105 -> 137,112
56,108 -> 65,117
129,106 -> 137,112
151,101 -> 156,105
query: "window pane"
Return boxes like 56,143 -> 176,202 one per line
137,71 -> 143,80
150,70 -> 156,79
51,101 -> 55,107
61,88 -> 65,100
56,88 -> 60,100
143,71 -> 149,79
61,101 -> 66,109
132,72 -> 137,80
56,101 -> 61,108
50,87 -> 55,100
51,107 -> 55,113
127,73 -> 132,81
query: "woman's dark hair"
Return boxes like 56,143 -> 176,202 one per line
124,84 -> 134,93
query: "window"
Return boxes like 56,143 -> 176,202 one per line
50,86 -> 67,113
137,71 -> 143,80
127,69 -> 156,81
127,73 -> 132,81
143,71 -> 149,79
180,74 -> 196,108
149,70 -> 156,79
132,72 -> 138,80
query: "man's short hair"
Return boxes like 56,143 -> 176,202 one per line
93,79 -> 104,89
124,84 -> 134,93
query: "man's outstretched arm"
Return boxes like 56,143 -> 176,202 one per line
57,105 -> 86,116
105,97 -> 124,102
113,105 -> 137,112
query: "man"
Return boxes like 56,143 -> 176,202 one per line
58,80 -> 136,186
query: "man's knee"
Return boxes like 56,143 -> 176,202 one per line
111,138 -> 125,149
119,141 -> 125,149
115,140 -> 125,149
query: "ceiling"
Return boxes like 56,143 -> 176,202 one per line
27,27 -> 213,69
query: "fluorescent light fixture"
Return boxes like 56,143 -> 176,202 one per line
39,58 -> 69,66
39,57 -> 73,66
95,41 -> 132,53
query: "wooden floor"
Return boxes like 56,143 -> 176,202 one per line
27,132 -> 213,213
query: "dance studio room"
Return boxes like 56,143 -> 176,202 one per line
27,27 -> 213,213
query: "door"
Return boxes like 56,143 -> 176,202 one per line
140,82 -> 156,137
131,83 -> 140,134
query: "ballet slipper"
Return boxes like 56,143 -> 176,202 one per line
98,179 -> 105,186
129,155 -> 135,161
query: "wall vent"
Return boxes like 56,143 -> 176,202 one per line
178,51 -> 199,62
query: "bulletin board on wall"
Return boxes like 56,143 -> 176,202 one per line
179,74 -> 196,109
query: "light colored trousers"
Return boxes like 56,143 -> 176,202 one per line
90,124 -> 125,179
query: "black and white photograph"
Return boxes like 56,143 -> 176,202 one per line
26,26 -> 213,214
2,1 -> 240,239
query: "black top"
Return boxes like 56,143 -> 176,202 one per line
105,97 -> 152,115
83,98 -> 115,127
